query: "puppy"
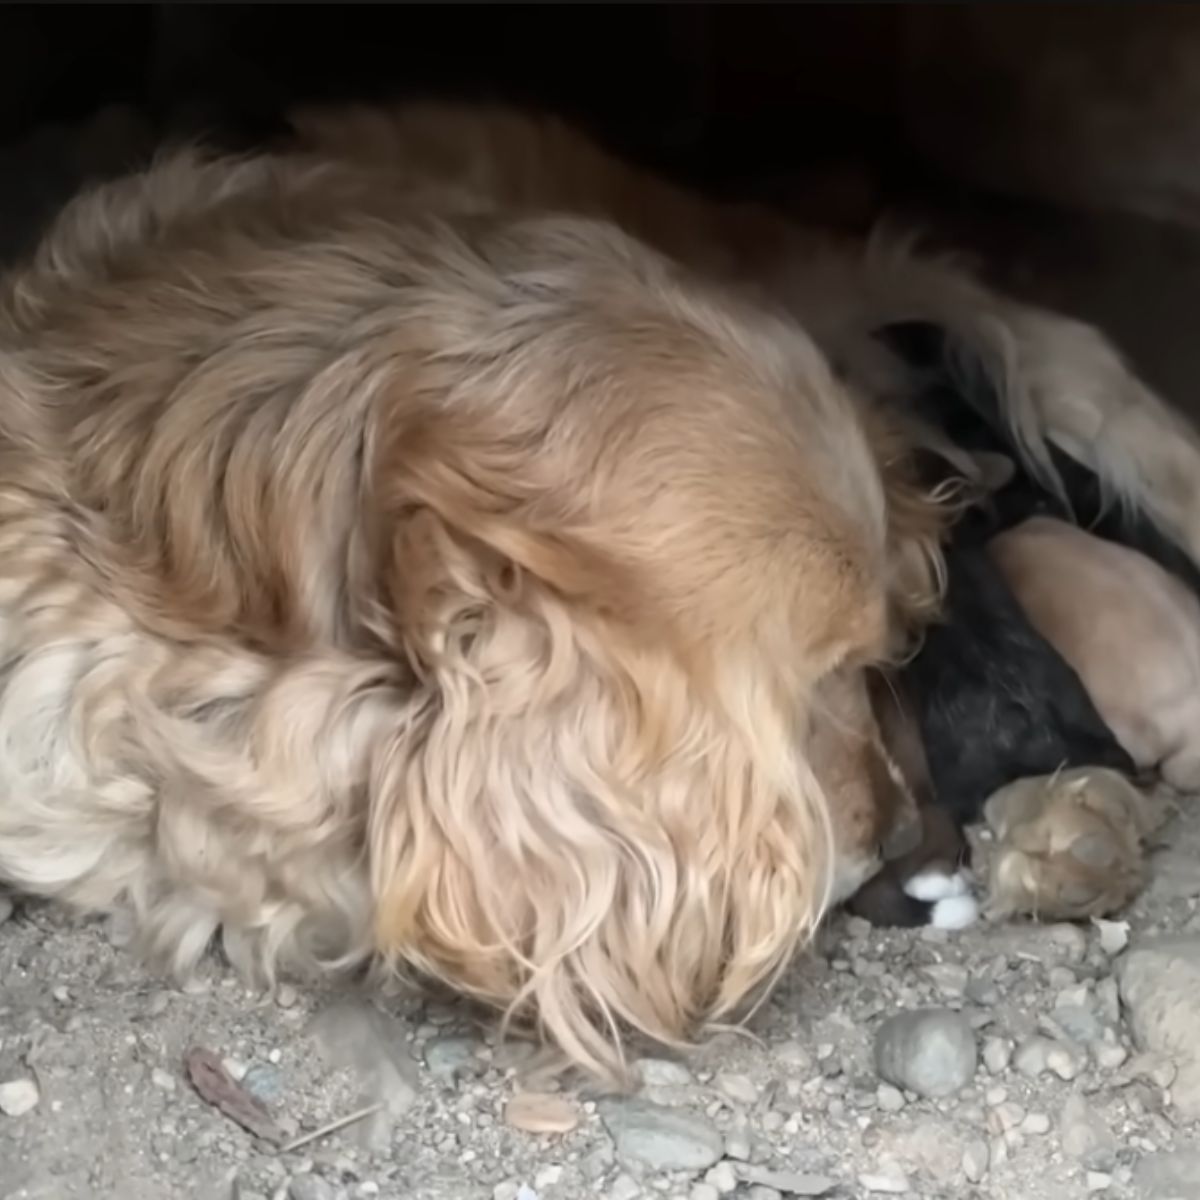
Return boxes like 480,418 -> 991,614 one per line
0,145 -> 903,1082
992,517 -> 1200,791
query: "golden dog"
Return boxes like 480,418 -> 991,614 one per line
0,145 -> 918,1081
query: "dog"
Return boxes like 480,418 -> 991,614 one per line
286,101 -> 1200,589
992,517 -> 1200,791
0,143 -> 924,1083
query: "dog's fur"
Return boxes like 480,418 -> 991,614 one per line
287,102 -> 1200,584
0,145 -> 911,1082
992,517 -> 1200,791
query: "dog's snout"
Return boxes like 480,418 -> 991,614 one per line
881,811 -> 922,862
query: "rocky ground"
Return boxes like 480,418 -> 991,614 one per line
2,804 -> 1199,1200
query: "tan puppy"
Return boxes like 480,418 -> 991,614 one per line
0,146 -> 905,1082
991,516 -> 1200,790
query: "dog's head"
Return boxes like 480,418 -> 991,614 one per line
357,214 -> 902,1080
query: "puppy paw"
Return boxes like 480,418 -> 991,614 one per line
903,868 -> 980,930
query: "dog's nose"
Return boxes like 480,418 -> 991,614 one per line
881,811 -> 922,861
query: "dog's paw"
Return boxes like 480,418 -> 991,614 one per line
903,868 -> 980,930
984,767 -> 1149,921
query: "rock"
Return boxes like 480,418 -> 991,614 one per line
690,1185 -> 720,1200
1052,1005 -> 1105,1044
636,1058 -> 693,1088
0,1078 -> 39,1117
241,1064 -> 284,1105
982,1037 -> 1013,1074
876,1083 -> 905,1112
963,1139 -> 990,1183
1117,935 -> 1200,1119
746,1189 -> 781,1200
424,1037 -> 479,1083
1060,1093 -> 1116,1171
150,1068 -> 176,1092
858,1171 -> 910,1194
1131,1145 -> 1200,1199
715,1072 -> 758,1105
922,963 -> 969,997
1086,1172 -> 1113,1193
703,1163 -> 738,1195
1094,1041 -> 1129,1071
739,1166 -> 835,1196
1047,1040 -> 1088,1081
289,1177 -> 337,1200
1021,1112 -> 1052,1136
275,984 -> 299,1009
598,1099 -> 723,1172
874,1008 -> 977,1098
723,1130 -> 752,1161
534,1166 -> 562,1190
1013,1035 -> 1053,1078
504,1092 -> 580,1135
607,1173 -> 642,1200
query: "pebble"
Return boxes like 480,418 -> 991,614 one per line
876,1083 -> 905,1112
289,1178 -> 336,1200
607,1174 -> 641,1200
1060,1093 -> 1117,1171
0,1078 -> 39,1117
598,1099 -> 724,1172
637,1058 -> 693,1088
150,1068 -> 176,1092
425,1037 -> 479,1083
982,1036 -> 1013,1074
1047,1041 -> 1088,1081
739,1167 -> 835,1196
534,1166 -> 562,1190
1021,1112 -> 1052,1136
690,1186 -> 719,1200
962,1139 -> 990,1183
723,1130 -> 752,1161
703,1163 -> 737,1195
1117,935 -> 1200,1119
874,1008 -> 977,1098
504,1093 -> 579,1135
858,1172 -> 909,1195
1093,1041 -> 1129,1070
1013,1036 -> 1054,1078
275,984 -> 299,1009
241,1064 -> 284,1105
715,1072 -> 758,1106
746,1189 -> 781,1200
1085,1172 -> 1113,1193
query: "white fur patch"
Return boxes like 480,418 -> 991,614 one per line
930,893 -> 980,930
903,868 -> 969,902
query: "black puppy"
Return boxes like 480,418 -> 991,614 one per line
848,323 -> 1138,927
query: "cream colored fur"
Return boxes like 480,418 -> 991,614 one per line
0,146 -> 902,1082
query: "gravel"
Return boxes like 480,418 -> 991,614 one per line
1,802 -> 1199,1199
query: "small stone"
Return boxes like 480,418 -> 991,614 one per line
723,1129 -> 752,1161
598,1099 -> 723,1172
985,1085 -> 1008,1106
504,1093 -> 579,1135
1013,1036 -> 1053,1078
266,1047 -> 282,1065
746,1189 -> 782,1200
534,1166 -> 562,1190
0,1078 -> 39,1117
739,1167 -> 835,1196
425,1037 -> 478,1083
982,1037 -> 1013,1074
715,1072 -> 758,1105
637,1058 -> 693,1088
492,1185 -> 520,1200
874,1008 -> 977,1098
241,1064 -> 284,1105
1048,965 -> 1078,989
691,1186 -> 720,1200
607,1174 -> 641,1200
276,984 -> 299,1009
962,1139 -> 990,1183
223,1058 -> 248,1081
922,963 -> 969,997
1021,1112 -> 1051,1136
51,985 -> 69,1004
1046,924 -> 1089,962
858,1171 -> 910,1194
1094,1041 -> 1129,1070
1047,1041 -> 1088,1081
1085,1172 -> 1112,1193
876,1083 -> 905,1112
1060,1093 -> 1116,1171
151,1068 -> 176,1092
289,1177 -> 336,1200
703,1163 -> 738,1195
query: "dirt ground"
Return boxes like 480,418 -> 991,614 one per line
3,798 -> 1199,1200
